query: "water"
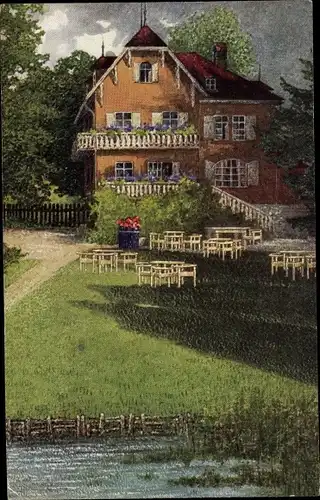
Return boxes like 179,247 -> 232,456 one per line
6,437 -> 276,498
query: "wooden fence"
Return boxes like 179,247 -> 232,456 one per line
6,414 -> 205,442
3,203 -> 91,227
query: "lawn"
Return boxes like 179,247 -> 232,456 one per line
5,250 -> 317,418
4,259 -> 38,288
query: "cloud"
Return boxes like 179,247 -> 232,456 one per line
56,43 -> 70,58
74,28 -> 125,57
160,18 -> 178,28
40,9 -> 69,32
96,20 -> 111,29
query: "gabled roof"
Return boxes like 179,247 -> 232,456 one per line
125,25 -> 167,47
175,52 -> 282,102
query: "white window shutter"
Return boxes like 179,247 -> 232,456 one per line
247,160 -> 259,186
204,116 -> 215,138
205,160 -> 216,182
152,112 -> 163,126
178,112 -> 188,127
224,118 -> 229,140
172,162 -> 180,175
151,63 -> 159,82
131,113 -> 141,127
106,113 -> 115,126
133,63 -> 140,82
245,115 -> 256,140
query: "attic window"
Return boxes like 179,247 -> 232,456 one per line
139,62 -> 152,83
205,77 -> 217,91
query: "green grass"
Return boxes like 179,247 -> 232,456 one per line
5,250 -> 317,418
4,259 -> 38,288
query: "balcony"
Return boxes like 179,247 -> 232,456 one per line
75,131 -> 199,152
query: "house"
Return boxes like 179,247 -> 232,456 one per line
73,23 -> 306,229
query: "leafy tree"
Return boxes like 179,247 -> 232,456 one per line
1,4 -> 57,203
44,51 -> 95,197
259,58 -> 314,211
167,6 -> 256,76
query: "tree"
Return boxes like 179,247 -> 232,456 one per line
259,58 -> 314,211
167,6 -> 256,76
44,51 -> 95,196
1,4 -> 57,203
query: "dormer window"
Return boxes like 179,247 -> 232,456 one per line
139,62 -> 152,83
205,77 -> 217,91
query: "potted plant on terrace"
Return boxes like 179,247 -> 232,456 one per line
116,216 -> 141,249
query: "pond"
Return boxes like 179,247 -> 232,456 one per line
6,437 -> 280,499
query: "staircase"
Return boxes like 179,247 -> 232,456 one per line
211,186 -> 275,232
211,186 -> 311,237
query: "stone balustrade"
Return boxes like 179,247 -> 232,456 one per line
105,182 -> 180,197
211,185 -> 274,231
76,132 -> 199,150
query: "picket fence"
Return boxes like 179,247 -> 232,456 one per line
6,414 -> 202,441
3,203 -> 91,228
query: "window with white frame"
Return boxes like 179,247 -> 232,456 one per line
213,115 -> 229,140
232,116 -> 246,141
139,62 -> 152,83
214,159 -> 247,187
115,112 -> 132,129
147,161 -> 173,179
162,111 -> 178,129
115,162 -> 133,179
205,77 -> 217,91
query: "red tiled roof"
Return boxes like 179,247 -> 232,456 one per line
125,25 -> 167,47
175,52 -> 282,101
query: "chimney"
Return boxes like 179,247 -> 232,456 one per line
212,42 -> 228,69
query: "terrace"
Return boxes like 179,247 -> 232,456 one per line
74,124 -> 200,152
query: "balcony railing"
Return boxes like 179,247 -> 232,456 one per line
105,182 -> 181,197
76,132 -> 199,151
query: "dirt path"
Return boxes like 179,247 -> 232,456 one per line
4,229 -> 97,312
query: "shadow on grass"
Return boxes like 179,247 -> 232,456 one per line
72,250 -> 317,385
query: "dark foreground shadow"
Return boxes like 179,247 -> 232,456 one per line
72,250 -> 317,385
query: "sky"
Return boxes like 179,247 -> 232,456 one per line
38,1 -> 313,97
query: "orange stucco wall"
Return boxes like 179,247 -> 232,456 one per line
96,150 -> 199,178
80,51 -> 300,204
95,51 -> 200,129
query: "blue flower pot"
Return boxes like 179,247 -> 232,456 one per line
118,230 -> 140,250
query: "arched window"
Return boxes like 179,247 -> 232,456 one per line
214,159 -> 247,187
139,62 -> 152,83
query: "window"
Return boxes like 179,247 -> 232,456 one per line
115,162 -> 133,179
162,111 -> 178,129
213,116 -> 229,140
148,162 -> 173,179
139,62 -> 152,83
115,112 -> 132,129
214,159 -> 247,188
232,116 -> 246,141
205,77 -> 217,91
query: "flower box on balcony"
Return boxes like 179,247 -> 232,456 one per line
83,124 -> 197,137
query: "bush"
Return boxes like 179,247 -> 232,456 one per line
87,181 -> 254,244
87,189 -> 138,244
3,243 -> 26,270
